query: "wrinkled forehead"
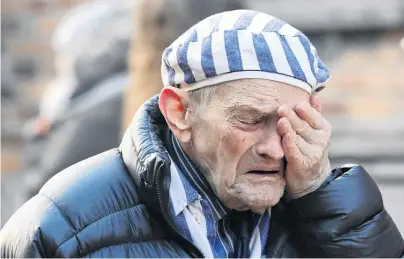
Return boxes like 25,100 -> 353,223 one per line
215,79 -> 310,113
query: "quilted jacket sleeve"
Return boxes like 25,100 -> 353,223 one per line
286,165 -> 404,257
0,193 -> 65,258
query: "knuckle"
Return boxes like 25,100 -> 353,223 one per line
312,152 -> 322,162
297,122 -> 309,134
311,119 -> 319,129
295,133 -> 304,145
294,133 -> 300,142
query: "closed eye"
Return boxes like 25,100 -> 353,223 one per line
225,104 -> 277,128
237,117 -> 264,126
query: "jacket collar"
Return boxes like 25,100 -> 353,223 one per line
119,95 -> 172,214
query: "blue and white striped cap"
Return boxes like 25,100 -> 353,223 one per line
161,10 -> 330,94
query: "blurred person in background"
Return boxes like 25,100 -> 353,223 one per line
20,0 -> 135,200
123,0 -> 247,126
1,8 -> 403,259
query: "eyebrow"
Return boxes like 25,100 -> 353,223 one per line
224,104 -> 278,118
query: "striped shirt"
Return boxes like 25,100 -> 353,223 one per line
166,131 -> 271,258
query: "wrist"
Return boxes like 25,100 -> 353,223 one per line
287,160 -> 331,199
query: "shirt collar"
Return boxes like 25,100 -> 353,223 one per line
168,155 -> 200,216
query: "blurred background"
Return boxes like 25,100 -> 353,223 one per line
1,0 -> 404,233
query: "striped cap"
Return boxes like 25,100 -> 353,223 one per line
161,10 -> 330,94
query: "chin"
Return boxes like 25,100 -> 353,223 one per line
218,178 -> 286,212
249,185 -> 285,210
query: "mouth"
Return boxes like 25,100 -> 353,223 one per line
247,170 -> 279,175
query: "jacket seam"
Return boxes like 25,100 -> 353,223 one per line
82,239 -> 166,257
39,193 -> 77,231
53,203 -> 142,254
31,236 -> 46,257
293,204 -> 385,256
326,207 -> 384,241
314,209 -> 386,256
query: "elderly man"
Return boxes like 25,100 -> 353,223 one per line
1,10 -> 403,258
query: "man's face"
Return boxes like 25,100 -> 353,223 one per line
185,79 -> 310,213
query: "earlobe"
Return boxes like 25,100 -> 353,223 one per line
159,87 -> 192,142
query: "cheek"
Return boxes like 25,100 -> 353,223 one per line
219,128 -> 250,158
216,128 -> 253,188
191,121 -> 221,169
199,127 -> 219,158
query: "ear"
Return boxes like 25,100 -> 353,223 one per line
159,86 -> 192,142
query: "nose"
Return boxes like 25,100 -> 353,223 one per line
254,132 -> 284,161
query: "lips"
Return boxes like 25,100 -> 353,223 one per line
248,170 -> 279,175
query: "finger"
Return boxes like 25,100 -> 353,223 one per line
309,95 -> 322,113
295,102 -> 326,130
277,117 -> 292,137
278,117 -> 312,154
278,105 -> 312,140
282,131 -> 303,163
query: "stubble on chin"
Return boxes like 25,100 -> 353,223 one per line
217,176 -> 286,213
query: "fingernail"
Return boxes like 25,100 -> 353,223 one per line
278,105 -> 287,116
278,107 -> 283,116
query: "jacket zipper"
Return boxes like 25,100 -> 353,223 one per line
153,169 -> 205,258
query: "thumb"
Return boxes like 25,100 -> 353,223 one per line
309,95 -> 322,113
